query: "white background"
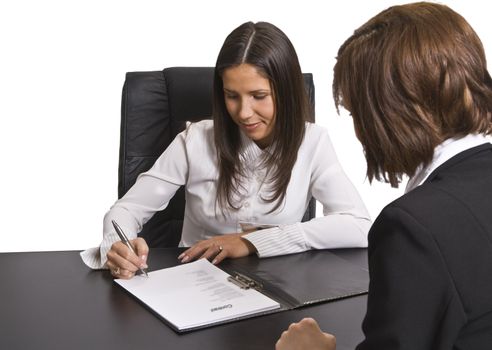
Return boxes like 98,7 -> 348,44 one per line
1,0 -> 490,252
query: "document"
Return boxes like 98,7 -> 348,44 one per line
115,259 -> 280,331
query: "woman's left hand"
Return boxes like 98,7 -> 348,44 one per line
178,233 -> 256,265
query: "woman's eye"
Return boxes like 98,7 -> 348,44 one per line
253,95 -> 266,100
225,94 -> 238,100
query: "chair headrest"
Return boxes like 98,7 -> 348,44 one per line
164,67 -> 215,122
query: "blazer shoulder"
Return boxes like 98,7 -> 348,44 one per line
373,185 -> 492,322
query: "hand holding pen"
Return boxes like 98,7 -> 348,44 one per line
106,220 -> 149,279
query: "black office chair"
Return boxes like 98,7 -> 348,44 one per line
118,67 -> 316,248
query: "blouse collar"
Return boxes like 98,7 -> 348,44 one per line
405,133 -> 490,193
239,129 -> 271,166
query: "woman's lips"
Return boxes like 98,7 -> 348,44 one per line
241,122 -> 260,131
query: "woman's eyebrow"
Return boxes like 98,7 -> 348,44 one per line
223,88 -> 270,93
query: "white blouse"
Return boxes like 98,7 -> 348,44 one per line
81,120 -> 371,269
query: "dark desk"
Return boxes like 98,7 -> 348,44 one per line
0,249 -> 367,350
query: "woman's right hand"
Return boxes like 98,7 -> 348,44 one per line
106,237 -> 149,279
275,318 -> 336,350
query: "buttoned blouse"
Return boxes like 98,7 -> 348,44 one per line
81,120 -> 371,269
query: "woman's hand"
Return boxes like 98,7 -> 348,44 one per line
178,233 -> 256,265
106,237 -> 149,279
275,318 -> 336,350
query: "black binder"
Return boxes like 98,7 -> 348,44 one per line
220,249 -> 369,313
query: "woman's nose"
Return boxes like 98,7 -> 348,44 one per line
238,100 -> 253,120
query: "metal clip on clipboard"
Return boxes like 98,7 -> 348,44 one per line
227,271 -> 263,290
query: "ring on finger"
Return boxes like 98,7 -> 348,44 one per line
113,267 -> 121,275
218,245 -> 223,252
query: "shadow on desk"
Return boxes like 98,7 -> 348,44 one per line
0,248 -> 367,350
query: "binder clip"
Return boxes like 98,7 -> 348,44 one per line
227,272 -> 263,290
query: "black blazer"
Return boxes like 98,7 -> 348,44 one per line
357,143 -> 492,350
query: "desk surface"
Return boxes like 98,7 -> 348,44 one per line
0,248 -> 367,350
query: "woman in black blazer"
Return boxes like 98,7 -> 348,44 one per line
276,2 -> 492,349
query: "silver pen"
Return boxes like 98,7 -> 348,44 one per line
111,220 -> 149,277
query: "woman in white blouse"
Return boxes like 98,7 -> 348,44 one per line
81,21 -> 371,279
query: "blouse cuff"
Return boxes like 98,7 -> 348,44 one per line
80,231 -> 120,270
243,223 -> 309,258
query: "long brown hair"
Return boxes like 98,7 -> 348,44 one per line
213,21 -> 311,213
333,2 -> 492,187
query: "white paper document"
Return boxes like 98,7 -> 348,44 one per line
115,259 -> 280,331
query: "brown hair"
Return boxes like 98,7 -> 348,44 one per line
333,2 -> 492,187
213,21 -> 311,212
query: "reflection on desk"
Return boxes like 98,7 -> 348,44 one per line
0,248 -> 368,350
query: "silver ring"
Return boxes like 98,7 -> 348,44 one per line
218,245 -> 223,252
113,267 -> 120,275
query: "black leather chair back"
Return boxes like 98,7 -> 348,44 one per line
119,67 -> 316,247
